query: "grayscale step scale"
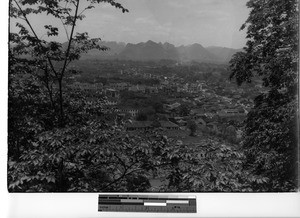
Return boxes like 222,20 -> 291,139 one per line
98,194 -> 196,213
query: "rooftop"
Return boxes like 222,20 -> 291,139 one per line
125,120 -> 179,128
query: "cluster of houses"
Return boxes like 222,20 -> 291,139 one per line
101,90 -> 245,140
66,68 -> 256,142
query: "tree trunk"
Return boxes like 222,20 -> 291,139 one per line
58,79 -> 64,126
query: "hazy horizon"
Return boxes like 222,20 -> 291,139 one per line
9,0 -> 250,49
93,39 -> 245,50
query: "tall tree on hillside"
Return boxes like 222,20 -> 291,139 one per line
8,0 -> 131,191
9,0 -> 128,126
229,0 -> 298,191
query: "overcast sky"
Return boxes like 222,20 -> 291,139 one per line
10,0 -> 250,49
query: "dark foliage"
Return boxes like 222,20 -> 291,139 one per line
229,0 -> 298,191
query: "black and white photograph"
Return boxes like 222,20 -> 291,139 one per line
7,0 -> 299,194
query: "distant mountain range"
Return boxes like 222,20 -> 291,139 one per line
80,40 -> 242,63
206,46 -> 242,63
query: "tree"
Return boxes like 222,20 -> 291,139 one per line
9,0 -> 128,126
136,107 -> 155,121
8,0 -> 137,192
188,120 -> 197,136
179,104 -> 190,116
7,91 -> 167,192
160,139 -> 253,192
8,56 -> 54,161
136,112 -> 148,121
229,0 -> 298,191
